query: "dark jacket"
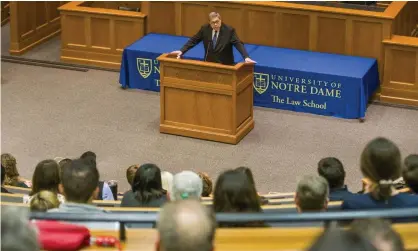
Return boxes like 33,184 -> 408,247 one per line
120,190 -> 167,208
180,23 -> 249,65
329,186 -> 353,201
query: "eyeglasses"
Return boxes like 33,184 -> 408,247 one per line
210,19 -> 220,25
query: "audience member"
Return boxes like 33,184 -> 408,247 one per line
161,171 -> 174,195
1,207 -> 40,251
295,175 -> 329,213
126,164 -> 140,187
214,169 -> 266,227
317,157 -> 353,201
403,154 -> 418,194
198,172 -> 213,197
156,200 -> 216,251
121,163 -> 167,207
308,227 -> 378,251
235,166 -> 268,205
79,151 -> 114,200
1,153 -> 31,187
30,190 -> 60,212
1,164 -> 11,193
342,137 -> 418,211
49,158 -> 118,229
350,218 -> 404,251
171,171 -> 202,201
23,159 -> 65,204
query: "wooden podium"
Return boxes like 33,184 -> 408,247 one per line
157,53 -> 255,144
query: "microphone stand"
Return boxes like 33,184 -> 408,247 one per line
204,41 -> 212,62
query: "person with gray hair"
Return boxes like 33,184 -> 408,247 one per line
156,200 -> 216,251
295,175 -> 329,213
1,207 -> 40,251
170,171 -> 203,201
171,11 -> 256,65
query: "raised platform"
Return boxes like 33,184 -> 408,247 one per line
119,33 -> 379,119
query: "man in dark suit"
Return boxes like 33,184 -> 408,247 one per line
171,12 -> 256,65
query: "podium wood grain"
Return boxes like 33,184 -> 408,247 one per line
157,54 -> 254,144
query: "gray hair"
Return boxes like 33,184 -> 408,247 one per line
171,171 -> 203,201
208,12 -> 221,21
157,200 -> 216,251
296,175 -> 329,212
1,206 -> 40,251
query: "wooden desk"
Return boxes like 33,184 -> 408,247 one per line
58,1 -> 146,69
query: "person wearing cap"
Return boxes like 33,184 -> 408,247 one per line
170,171 -> 203,201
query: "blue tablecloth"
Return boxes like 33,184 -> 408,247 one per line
120,33 -> 379,119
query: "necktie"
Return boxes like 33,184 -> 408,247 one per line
212,31 -> 218,49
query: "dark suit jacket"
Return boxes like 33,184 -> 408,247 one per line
180,23 -> 249,65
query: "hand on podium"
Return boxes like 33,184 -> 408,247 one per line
245,57 -> 257,64
170,50 -> 183,59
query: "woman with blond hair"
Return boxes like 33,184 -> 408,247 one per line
1,153 -> 31,188
30,190 -> 60,212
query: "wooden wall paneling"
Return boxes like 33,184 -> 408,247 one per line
392,1 -> 418,36
59,2 -> 146,69
1,1 -> 10,26
213,5 -> 243,41
246,8 -> 276,46
9,1 -> 63,55
381,36 -> 418,106
141,1 -> 175,35
316,16 -> 346,54
181,2 -> 209,37
280,12 -> 310,50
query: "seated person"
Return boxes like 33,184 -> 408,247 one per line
157,200 -> 216,251
1,153 -> 31,188
23,159 -> 65,204
403,154 -> 418,194
80,151 -> 114,200
349,218 -> 404,251
121,163 -> 168,207
235,166 -> 268,205
317,157 -> 353,201
171,171 -> 202,201
198,172 -> 213,197
30,190 -> 60,212
213,169 -> 267,227
342,137 -> 418,212
295,175 -> 329,213
1,164 -> 10,193
48,158 -> 117,229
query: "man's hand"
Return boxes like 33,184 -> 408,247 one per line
245,57 -> 256,64
170,50 -> 183,59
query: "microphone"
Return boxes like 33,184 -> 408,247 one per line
204,41 -> 212,62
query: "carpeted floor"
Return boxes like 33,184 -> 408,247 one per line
1,24 -> 417,194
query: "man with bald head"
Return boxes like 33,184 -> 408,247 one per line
156,200 -> 216,251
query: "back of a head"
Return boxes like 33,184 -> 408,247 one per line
350,218 -> 404,251
1,207 -> 40,251
1,153 -> 19,185
296,175 -> 329,212
30,190 -> 60,212
126,164 -> 140,187
161,171 -> 174,194
361,137 -> 401,201
31,159 -> 60,196
132,163 -> 164,203
213,169 -> 261,213
235,166 -> 256,186
80,151 -> 96,160
157,200 -> 216,251
308,227 -> 378,251
171,171 -> 202,201
317,157 -> 345,189
61,158 -> 99,203
198,172 -> 213,197
403,154 -> 418,194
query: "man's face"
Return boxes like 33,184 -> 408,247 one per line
210,17 -> 221,32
